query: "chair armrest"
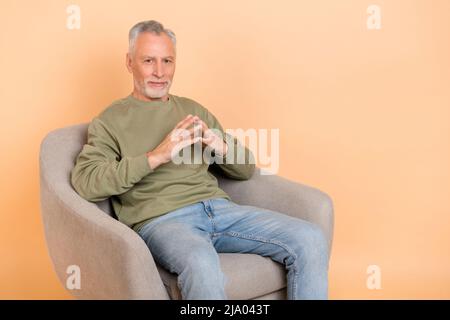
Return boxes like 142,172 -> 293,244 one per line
40,172 -> 170,299
217,168 -> 334,253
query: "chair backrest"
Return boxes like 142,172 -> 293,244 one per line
39,123 -> 118,217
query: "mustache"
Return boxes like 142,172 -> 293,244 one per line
146,78 -> 171,84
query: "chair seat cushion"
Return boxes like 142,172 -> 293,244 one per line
156,253 -> 287,300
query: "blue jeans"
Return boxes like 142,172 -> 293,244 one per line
138,197 -> 329,300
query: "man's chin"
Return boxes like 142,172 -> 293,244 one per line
144,89 -> 169,100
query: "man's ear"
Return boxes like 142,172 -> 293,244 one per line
126,52 -> 133,73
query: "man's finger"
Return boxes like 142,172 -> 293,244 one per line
174,136 -> 202,151
193,121 -> 203,137
171,125 -> 202,142
186,126 -> 202,138
175,114 -> 194,129
198,119 -> 209,131
202,135 -> 214,144
178,115 -> 200,130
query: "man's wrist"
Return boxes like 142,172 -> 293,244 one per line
215,140 -> 228,157
146,151 -> 163,170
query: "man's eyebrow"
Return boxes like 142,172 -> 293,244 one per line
141,55 -> 175,59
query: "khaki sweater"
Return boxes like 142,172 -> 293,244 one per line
71,94 -> 255,232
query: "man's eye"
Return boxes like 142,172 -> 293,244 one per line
164,59 -> 172,64
144,59 -> 152,63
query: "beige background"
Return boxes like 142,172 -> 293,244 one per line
0,0 -> 449,299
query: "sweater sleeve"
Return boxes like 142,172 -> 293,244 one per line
204,109 -> 256,180
70,117 -> 153,202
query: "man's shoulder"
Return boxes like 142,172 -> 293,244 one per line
97,97 -> 131,119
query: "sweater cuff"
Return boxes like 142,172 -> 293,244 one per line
219,133 -> 239,163
130,153 -> 153,180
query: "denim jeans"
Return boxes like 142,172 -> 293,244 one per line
138,197 -> 329,300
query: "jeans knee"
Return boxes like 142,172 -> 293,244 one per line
178,251 -> 226,294
290,224 -> 329,262
183,251 -> 222,276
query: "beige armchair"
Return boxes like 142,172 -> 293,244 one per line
39,123 -> 334,299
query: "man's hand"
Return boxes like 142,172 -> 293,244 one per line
146,114 -> 203,169
146,114 -> 229,170
195,119 -> 228,157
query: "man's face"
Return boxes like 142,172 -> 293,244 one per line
126,32 -> 176,101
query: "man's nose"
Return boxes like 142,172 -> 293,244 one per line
152,60 -> 164,78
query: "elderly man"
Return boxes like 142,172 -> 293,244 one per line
71,20 -> 329,300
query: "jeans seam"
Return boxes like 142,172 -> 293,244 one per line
217,231 -> 299,299
211,215 -> 216,234
203,201 -> 217,234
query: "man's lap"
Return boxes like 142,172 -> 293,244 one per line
138,197 -> 325,257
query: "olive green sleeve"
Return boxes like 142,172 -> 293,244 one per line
70,117 -> 153,202
204,110 -> 256,180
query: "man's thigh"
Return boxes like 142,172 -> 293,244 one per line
212,202 -> 328,261
138,220 -> 219,275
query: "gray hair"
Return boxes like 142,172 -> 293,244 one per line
128,20 -> 176,54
